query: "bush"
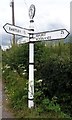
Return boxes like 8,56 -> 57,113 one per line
3,69 -> 28,110
2,42 -> 72,117
41,98 -> 61,112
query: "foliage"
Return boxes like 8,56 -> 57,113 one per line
0,49 -> 2,78
2,41 -> 72,118
3,69 -> 28,110
39,98 -> 61,112
2,44 -> 28,78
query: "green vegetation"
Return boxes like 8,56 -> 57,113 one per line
2,40 -> 72,119
0,49 -> 2,79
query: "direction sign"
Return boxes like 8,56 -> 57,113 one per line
17,38 -> 29,44
34,29 -> 70,41
3,23 -> 29,37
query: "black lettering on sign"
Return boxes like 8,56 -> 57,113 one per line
46,36 -> 51,40
41,33 -> 46,36
36,33 -> 46,37
9,27 -> 21,33
61,30 -> 64,34
23,30 -> 26,34
36,34 -> 40,37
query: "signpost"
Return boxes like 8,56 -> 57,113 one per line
34,29 -> 70,41
17,29 -> 69,44
3,23 -> 29,37
28,4 -> 36,108
29,4 -> 35,20
17,38 -> 29,44
3,4 -> 70,109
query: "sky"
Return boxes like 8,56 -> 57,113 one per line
0,0 -> 71,49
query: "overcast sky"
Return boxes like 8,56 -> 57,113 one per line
0,0 -> 71,48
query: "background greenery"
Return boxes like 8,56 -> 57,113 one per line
0,48 -> 2,79
2,40 -> 72,118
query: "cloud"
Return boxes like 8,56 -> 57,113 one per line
2,34 -> 11,46
1,0 -> 71,49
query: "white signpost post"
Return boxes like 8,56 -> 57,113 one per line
3,4 -> 70,109
28,4 -> 35,108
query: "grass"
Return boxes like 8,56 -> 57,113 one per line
7,103 -> 71,119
